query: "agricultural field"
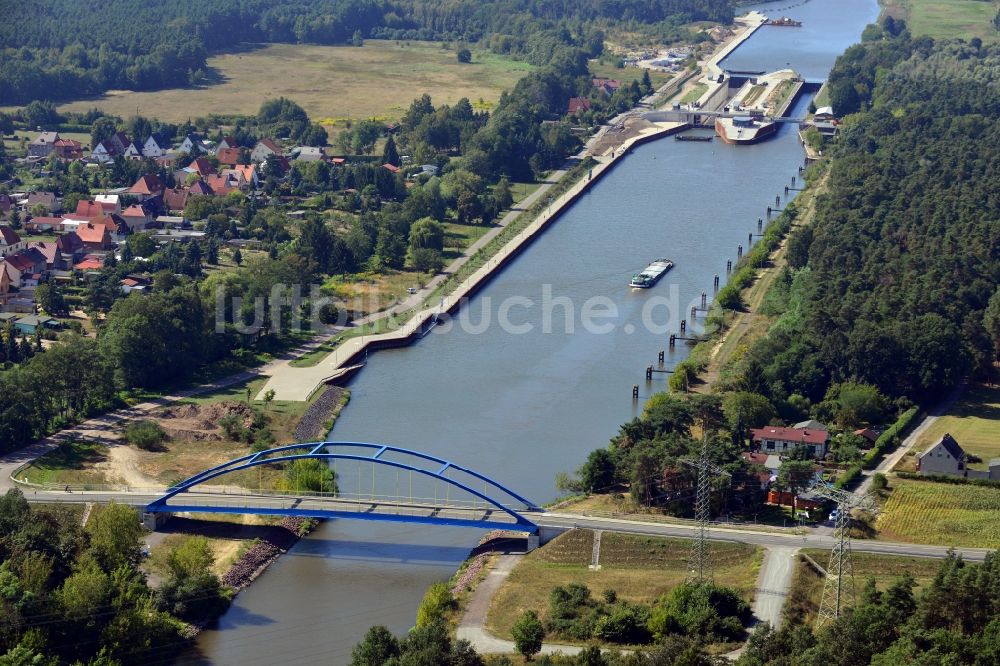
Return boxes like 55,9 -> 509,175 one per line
56,41 -> 534,124
907,382 -> 1000,471
485,529 -> 760,641
785,549 -> 942,625
883,0 -> 1000,41
877,478 -> 1000,548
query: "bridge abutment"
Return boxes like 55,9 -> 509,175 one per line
142,511 -> 170,531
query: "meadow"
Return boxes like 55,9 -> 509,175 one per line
884,0 -> 1000,41
57,41 -> 535,124
910,382 -> 1000,470
877,478 -> 1000,548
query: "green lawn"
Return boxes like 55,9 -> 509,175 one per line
911,383 -> 1000,470
20,441 -> 110,487
890,0 -> 1000,41
681,83 -> 708,104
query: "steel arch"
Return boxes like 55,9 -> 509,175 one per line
145,441 -> 541,532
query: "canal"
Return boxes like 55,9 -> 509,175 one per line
194,1 -> 879,662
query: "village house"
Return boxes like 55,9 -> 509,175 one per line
28,132 -> 60,158
56,232 -> 85,266
229,163 -> 258,189
188,180 -> 214,197
177,133 -> 208,155
215,136 -> 239,154
567,97 -> 591,114
250,138 -> 282,163
94,194 -> 121,213
53,139 -> 84,160
75,222 -> 113,251
912,433 -> 1000,479
24,192 -> 61,215
0,225 -> 25,258
27,241 -> 60,270
110,132 -> 131,154
74,254 -> 105,272
13,315 -> 59,336
292,146 -> 325,162
4,248 -> 48,287
592,77 -> 622,96
121,204 -> 153,232
129,175 -> 165,201
853,428 -> 878,446
75,200 -> 105,219
23,216 -> 63,234
216,147 -> 241,167
123,142 -> 144,160
163,187 -> 190,212
120,278 -> 147,295
750,425 -> 830,459
90,140 -> 116,164
141,135 -> 167,158
204,174 -> 240,196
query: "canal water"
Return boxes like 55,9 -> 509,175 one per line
194,2 -> 878,662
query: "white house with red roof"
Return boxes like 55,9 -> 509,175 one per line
121,204 -> 153,232
251,138 -> 282,163
129,175 -> 165,200
0,225 -> 25,258
750,425 -> 830,459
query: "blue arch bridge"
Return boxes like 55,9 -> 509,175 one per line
143,441 -> 543,535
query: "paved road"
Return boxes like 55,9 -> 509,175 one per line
753,546 -> 798,629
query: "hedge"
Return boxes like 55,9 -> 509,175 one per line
895,471 -> 1000,488
862,406 -> 920,469
834,463 -> 863,489
716,204 -> 796,310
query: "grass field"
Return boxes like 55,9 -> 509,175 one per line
909,383 -> 1000,470
885,0 -> 1000,41
20,441 -> 110,486
681,83 -> 709,104
486,530 -> 760,642
877,478 -> 1000,548
55,41 -> 534,124
785,549 -> 942,625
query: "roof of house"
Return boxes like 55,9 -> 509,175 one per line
25,216 -> 63,229
28,241 -> 58,264
6,248 -> 46,271
919,433 -> 966,461
189,157 -> 215,175
204,174 -> 238,194
75,200 -> 104,218
793,419 -> 827,431
592,77 -> 622,89
294,147 -> 324,161
382,163 -> 401,173
216,148 -> 241,165
122,204 -> 149,218
121,278 -> 140,287
815,106 -> 834,116
31,132 -> 59,146
130,175 -> 165,195
57,232 -> 84,254
231,163 -> 256,182
567,97 -> 591,114
750,426 -> 828,446
76,223 -> 111,245
188,180 -> 214,196
54,139 -> 82,149
0,225 -> 21,245
163,188 -> 190,210
74,256 -> 104,271
853,428 -> 878,442
256,138 -> 281,154
15,315 -> 55,327
94,194 -> 119,206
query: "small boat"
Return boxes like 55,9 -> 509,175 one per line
630,258 -> 674,288
675,135 -> 713,142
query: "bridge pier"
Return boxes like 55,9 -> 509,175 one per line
142,511 -> 170,531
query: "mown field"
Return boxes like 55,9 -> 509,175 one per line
56,41 -> 535,124
885,0 -> 1000,41
785,549 -> 942,625
877,478 -> 1000,548
486,530 -> 760,640
910,382 -> 1000,470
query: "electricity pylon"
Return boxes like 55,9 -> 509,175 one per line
810,484 -> 878,628
682,437 -> 730,583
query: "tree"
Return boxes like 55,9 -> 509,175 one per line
579,448 -> 616,493
722,392 -> 776,432
350,626 -> 400,666
986,287 -> 1000,362
382,136 -> 400,167
457,48 -> 472,63
86,502 -> 144,572
206,239 -> 219,265
263,389 -> 275,410
232,248 -> 243,266
124,420 -> 167,450
90,117 -> 117,149
157,536 -> 229,622
35,283 -> 67,317
777,459 -> 815,512
641,69 -> 653,95
493,176 -> 513,211
416,582 -> 454,627
352,30 -> 364,47
8,209 -> 20,231
511,610 -> 544,660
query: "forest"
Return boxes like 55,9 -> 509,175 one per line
0,0 -> 732,104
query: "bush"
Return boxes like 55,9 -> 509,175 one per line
862,407 -> 920,469
415,582 -> 454,627
871,472 -> 888,491
124,420 -> 167,451
834,464 -> 862,489
512,610 -> 544,660
648,582 -> 751,642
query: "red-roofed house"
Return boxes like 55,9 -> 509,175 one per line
229,164 -> 258,189
76,223 -> 112,251
0,225 -> 24,258
24,216 -> 63,234
382,163 -> 401,174
216,148 -> 241,167
75,200 -> 104,219
74,255 -> 105,272
121,204 -> 152,232
130,175 -> 165,200
188,157 -> 215,176
188,180 -> 214,196
216,137 -> 239,154
163,188 -> 190,212
204,174 -> 239,196
567,97 -> 591,115
53,139 -> 84,160
4,248 -> 47,286
751,426 -> 830,459
592,78 -> 622,95
853,428 -> 878,445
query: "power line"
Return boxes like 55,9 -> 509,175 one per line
681,435 -> 730,583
